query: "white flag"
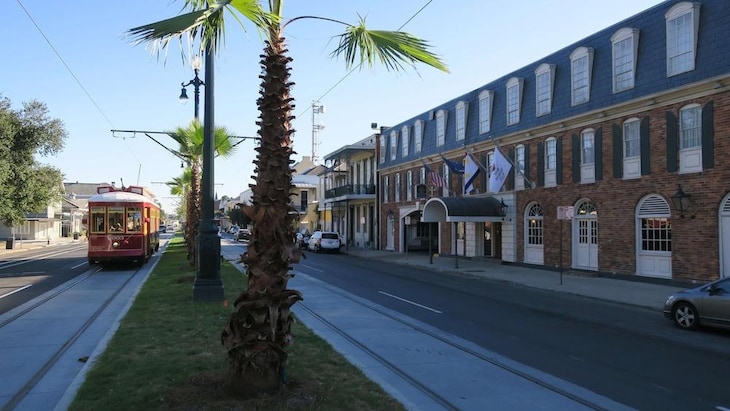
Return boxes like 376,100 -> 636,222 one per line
463,153 -> 480,195
489,147 -> 512,193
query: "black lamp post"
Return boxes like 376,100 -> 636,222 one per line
180,57 -> 204,120
189,46 -> 223,302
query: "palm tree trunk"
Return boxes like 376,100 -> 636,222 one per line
221,34 -> 302,396
187,164 -> 202,266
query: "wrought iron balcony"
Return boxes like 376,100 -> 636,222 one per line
325,184 -> 376,199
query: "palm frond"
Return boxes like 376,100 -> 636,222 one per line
330,18 -> 448,73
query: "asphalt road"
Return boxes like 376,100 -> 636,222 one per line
287,249 -> 730,411
0,242 -> 90,315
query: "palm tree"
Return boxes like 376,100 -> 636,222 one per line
129,0 -> 447,395
166,170 -> 191,246
167,119 -> 236,265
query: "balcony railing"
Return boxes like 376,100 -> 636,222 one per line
325,184 -> 376,199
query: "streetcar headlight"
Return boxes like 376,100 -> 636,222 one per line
112,241 -> 119,248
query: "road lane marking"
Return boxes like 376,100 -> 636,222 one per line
716,406 -> 730,411
71,262 -> 87,269
378,291 -> 442,314
0,284 -> 32,299
302,265 -> 323,272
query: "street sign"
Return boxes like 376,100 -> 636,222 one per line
557,206 -> 574,220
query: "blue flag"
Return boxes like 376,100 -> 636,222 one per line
440,154 -> 464,174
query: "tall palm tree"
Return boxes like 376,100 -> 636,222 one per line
167,119 -> 236,265
129,0 -> 447,395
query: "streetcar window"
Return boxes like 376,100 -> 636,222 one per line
91,207 -> 106,233
108,207 -> 125,232
127,207 -> 142,232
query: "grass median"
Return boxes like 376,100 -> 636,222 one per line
69,235 -> 405,411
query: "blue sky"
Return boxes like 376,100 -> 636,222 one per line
1,0 -> 664,212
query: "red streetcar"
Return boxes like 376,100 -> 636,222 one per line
87,185 -> 161,266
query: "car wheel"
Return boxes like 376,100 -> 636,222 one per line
672,302 -> 699,330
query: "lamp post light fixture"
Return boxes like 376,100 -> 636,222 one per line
499,199 -> 509,217
671,184 -> 694,219
179,56 -> 205,120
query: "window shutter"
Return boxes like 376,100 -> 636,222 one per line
666,111 -> 678,173
537,141 -> 544,187
523,143 -> 531,182
482,153 -> 489,193
702,101 -> 714,169
571,134 -> 580,183
612,124 -> 623,178
640,117 -> 651,175
595,127 -> 603,181
556,137 -> 563,185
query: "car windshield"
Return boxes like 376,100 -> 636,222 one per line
322,233 -> 339,239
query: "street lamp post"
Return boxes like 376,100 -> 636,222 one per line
182,48 -> 223,302
179,57 -> 204,119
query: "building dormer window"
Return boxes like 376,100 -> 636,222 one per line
570,47 -> 594,106
612,28 -> 639,92
414,120 -> 423,153
389,130 -> 398,160
455,101 -> 467,141
535,64 -> 554,117
379,133 -> 386,164
666,2 -> 700,77
478,90 -> 493,134
506,77 -> 523,125
436,109 -> 447,147
401,125 -> 410,157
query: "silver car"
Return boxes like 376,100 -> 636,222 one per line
663,277 -> 730,330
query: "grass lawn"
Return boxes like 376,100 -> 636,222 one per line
69,236 -> 405,411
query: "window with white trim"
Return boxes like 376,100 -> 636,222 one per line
383,176 -> 389,203
666,2 -> 700,77
486,151 -> 494,193
545,137 -> 557,187
414,120 -> 423,153
379,134 -> 386,163
443,163 -> 450,196
419,167 -> 425,184
581,129 -> 595,184
436,110 -> 446,147
478,90 -> 493,134
456,101 -> 467,141
401,125 -> 409,158
570,47 -> 593,106
612,28 -> 639,92
679,104 -> 702,174
506,77 -> 523,125
389,130 -> 398,160
535,64 -> 554,117
394,173 -> 401,202
623,118 -> 641,179
406,170 -> 413,201
526,203 -> 544,245
515,145 -> 525,191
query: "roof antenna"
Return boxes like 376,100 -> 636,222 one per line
120,178 -> 126,190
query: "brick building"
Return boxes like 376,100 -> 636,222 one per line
377,0 -> 730,283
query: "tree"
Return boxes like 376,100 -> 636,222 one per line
167,119 -> 236,265
0,95 -> 67,228
128,0 -> 447,395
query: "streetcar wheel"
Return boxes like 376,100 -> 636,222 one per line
672,302 -> 699,330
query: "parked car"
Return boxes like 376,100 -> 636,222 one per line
159,223 -> 166,233
663,277 -> 730,330
237,229 -> 251,242
228,225 -> 239,234
307,231 -> 341,253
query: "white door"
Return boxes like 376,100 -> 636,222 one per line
386,215 -> 395,251
524,203 -> 544,265
720,195 -> 730,278
574,218 -> 598,270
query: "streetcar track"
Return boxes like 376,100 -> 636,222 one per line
0,266 -> 141,411
297,274 -> 612,411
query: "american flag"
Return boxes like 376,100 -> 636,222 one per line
422,162 -> 445,187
